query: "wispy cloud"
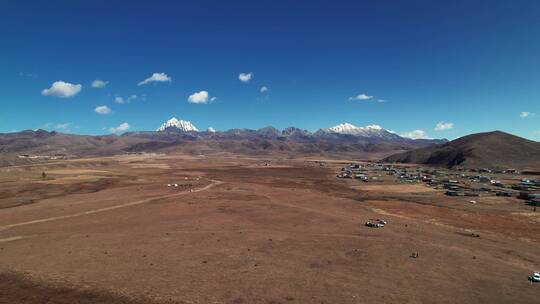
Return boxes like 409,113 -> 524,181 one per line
55,123 -> 71,130
400,130 -> 431,139
138,72 -> 171,86
108,122 -> 130,134
435,121 -> 454,131
114,94 -> 137,104
520,111 -> 535,118
42,81 -> 82,98
260,86 -> 269,93
95,105 -> 111,115
18,72 -> 38,78
239,72 -> 253,83
91,79 -> 109,88
188,91 -> 213,104
41,122 -> 77,132
349,93 -> 373,101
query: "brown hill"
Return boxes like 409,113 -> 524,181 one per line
383,131 -> 540,169
0,130 -> 152,167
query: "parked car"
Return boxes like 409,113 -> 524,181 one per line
365,219 -> 386,228
530,272 -> 540,282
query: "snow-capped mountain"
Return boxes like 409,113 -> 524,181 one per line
321,123 -> 400,139
151,118 -> 441,144
157,117 -> 199,132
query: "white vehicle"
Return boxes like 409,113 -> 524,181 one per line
366,219 -> 386,228
531,272 -> 540,282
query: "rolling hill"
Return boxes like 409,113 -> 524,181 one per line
383,131 -> 540,169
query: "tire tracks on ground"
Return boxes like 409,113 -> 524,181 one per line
0,180 -> 222,233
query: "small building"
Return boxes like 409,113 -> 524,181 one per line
519,192 -> 540,200
496,191 -> 513,197
527,198 -> 540,206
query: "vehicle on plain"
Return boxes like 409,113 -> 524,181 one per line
366,219 -> 386,228
530,272 -> 540,282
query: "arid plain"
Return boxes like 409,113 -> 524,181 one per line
1,153 -> 539,304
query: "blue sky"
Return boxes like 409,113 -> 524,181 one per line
1,0 -> 539,140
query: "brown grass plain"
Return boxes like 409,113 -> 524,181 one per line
1,153 -> 539,303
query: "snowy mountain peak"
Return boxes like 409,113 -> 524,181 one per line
328,123 -> 360,133
328,123 -> 384,133
324,123 -> 398,139
157,117 -> 199,132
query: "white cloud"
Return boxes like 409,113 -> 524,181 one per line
520,111 -> 534,118
239,72 -> 253,83
260,86 -> 268,93
18,72 -> 38,78
42,81 -> 82,98
108,122 -> 130,134
138,72 -> 172,86
188,90 -> 212,104
210,96 -> 217,102
349,93 -> 373,101
400,130 -> 431,140
377,99 -> 385,103
55,123 -> 71,130
91,79 -> 108,88
114,95 -> 137,104
207,127 -> 216,133
95,105 -> 111,115
434,122 -> 454,131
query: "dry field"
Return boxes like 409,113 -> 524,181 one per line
0,154 -> 539,303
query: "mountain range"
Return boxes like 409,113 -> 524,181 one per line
153,118 -> 432,142
0,118 -> 447,166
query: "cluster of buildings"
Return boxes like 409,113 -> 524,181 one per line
515,179 -> 540,207
18,154 -> 72,160
167,183 -> 194,192
336,162 -> 540,206
337,163 -> 378,181
513,178 -> 540,190
443,182 -> 487,197
466,168 -> 519,174
388,168 -> 445,184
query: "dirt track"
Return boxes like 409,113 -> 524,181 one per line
0,155 -> 539,303
0,180 -> 222,232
